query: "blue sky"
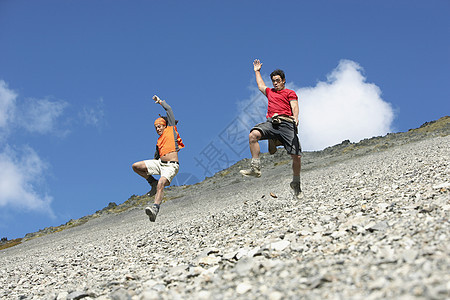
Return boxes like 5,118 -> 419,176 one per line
0,0 -> 449,239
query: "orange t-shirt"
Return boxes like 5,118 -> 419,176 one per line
156,125 -> 184,157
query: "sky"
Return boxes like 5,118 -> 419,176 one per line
0,0 -> 449,240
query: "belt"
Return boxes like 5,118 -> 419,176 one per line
160,160 -> 179,165
270,115 -> 296,124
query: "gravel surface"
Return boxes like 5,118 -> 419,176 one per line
0,135 -> 449,300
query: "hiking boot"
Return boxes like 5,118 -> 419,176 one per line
145,205 -> 159,222
240,161 -> 261,178
240,167 -> 261,177
147,182 -> 158,197
268,139 -> 283,155
290,181 -> 304,199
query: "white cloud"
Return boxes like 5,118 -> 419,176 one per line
297,60 -> 394,150
0,80 -> 69,137
0,80 -> 62,215
0,79 -> 107,217
0,145 -> 54,215
79,97 -> 106,129
17,98 -> 68,135
0,80 -> 17,137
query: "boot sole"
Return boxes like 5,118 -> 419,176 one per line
145,207 -> 157,222
239,170 -> 261,178
290,183 -> 304,199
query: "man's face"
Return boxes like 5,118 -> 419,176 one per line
155,124 -> 166,136
271,75 -> 286,91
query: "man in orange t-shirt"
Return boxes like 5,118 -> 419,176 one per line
132,95 -> 184,222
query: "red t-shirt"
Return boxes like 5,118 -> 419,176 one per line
265,87 -> 298,118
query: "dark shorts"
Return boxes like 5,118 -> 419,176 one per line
251,120 -> 302,156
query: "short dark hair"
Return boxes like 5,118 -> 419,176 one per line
270,69 -> 285,81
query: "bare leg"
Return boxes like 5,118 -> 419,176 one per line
132,161 -> 149,178
249,130 -> 262,158
154,176 -> 170,205
290,154 -> 303,198
291,155 -> 301,176
240,130 -> 263,177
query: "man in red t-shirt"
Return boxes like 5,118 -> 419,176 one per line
240,59 -> 303,199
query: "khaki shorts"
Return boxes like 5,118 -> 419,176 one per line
144,159 -> 179,184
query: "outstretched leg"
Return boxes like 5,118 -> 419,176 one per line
290,154 -> 303,199
291,154 -> 301,176
154,176 -> 170,205
145,176 -> 170,222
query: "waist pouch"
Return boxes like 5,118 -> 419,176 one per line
268,115 -> 298,134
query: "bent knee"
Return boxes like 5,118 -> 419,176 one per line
249,130 -> 261,142
132,161 -> 145,171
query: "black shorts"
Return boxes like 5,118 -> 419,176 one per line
251,120 -> 302,156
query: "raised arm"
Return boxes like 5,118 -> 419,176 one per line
153,95 -> 176,126
254,59 -> 268,96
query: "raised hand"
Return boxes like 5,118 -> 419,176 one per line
152,95 -> 162,104
253,59 -> 263,72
